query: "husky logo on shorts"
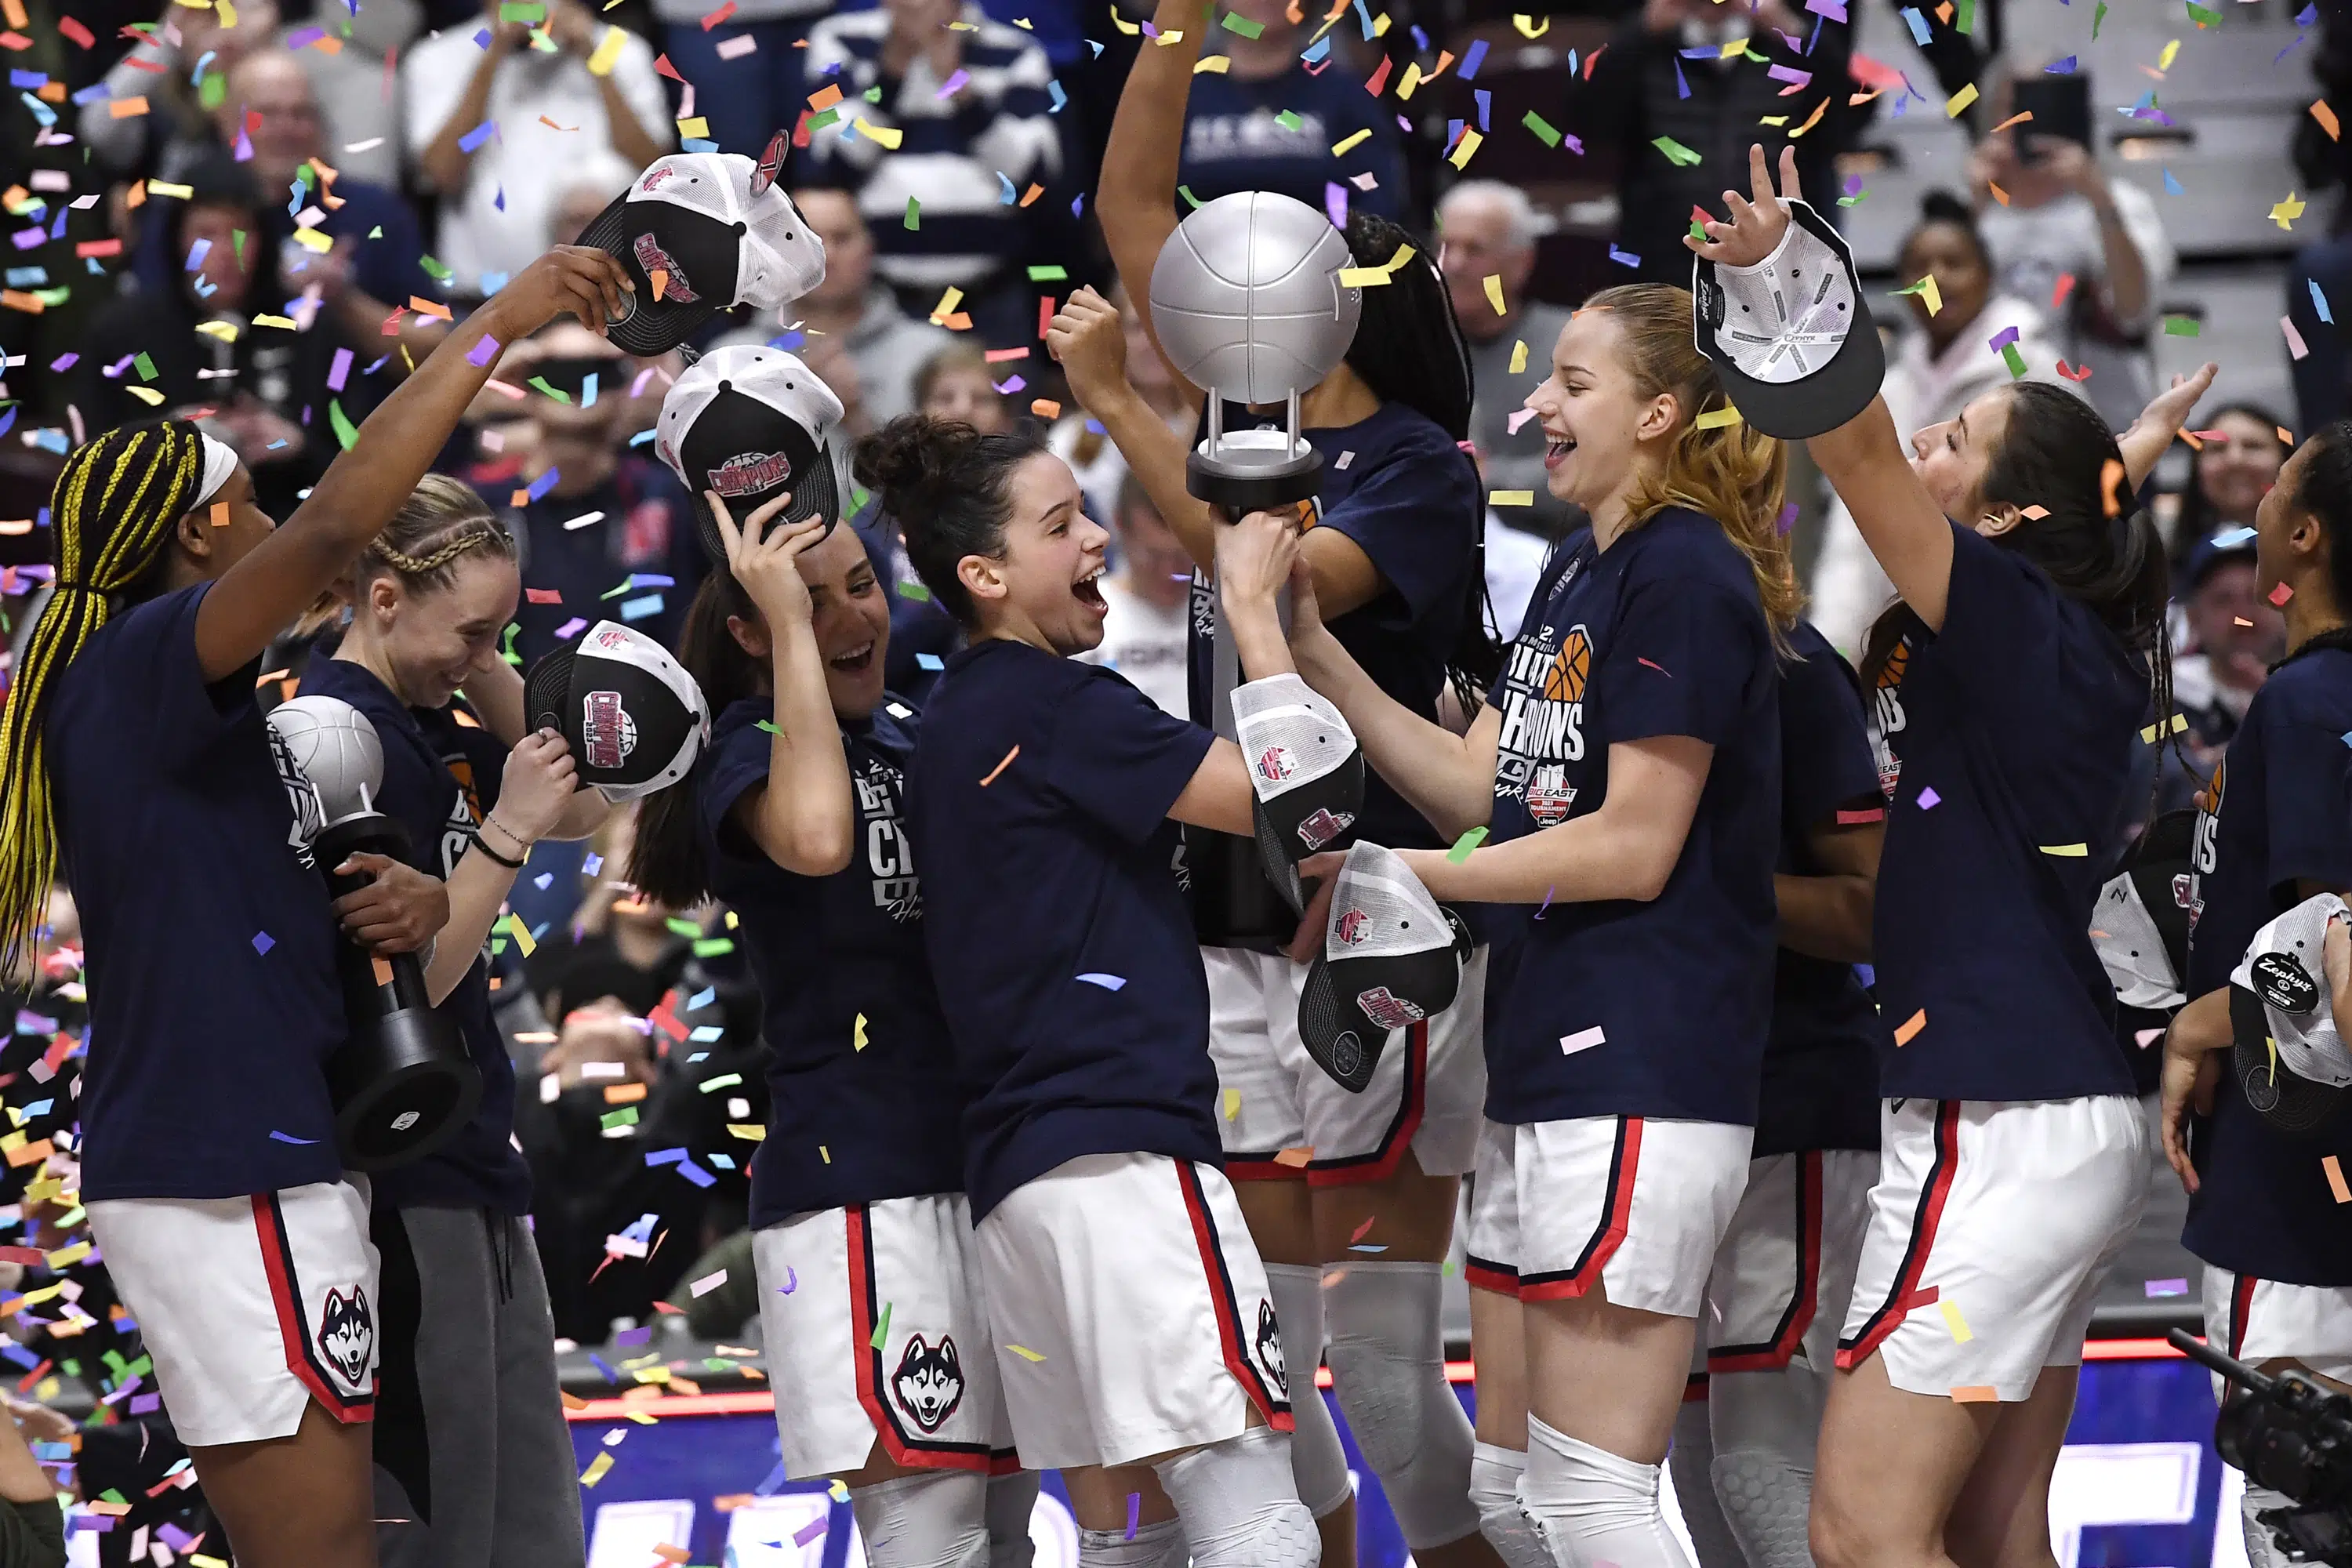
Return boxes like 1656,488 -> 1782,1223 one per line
632,233 -> 699,301
1335,909 -> 1369,946
1356,985 -> 1425,1029
1254,1299 -> 1287,1396
582,691 -> 637,770
1256,746 -> 1296,783
1296,806 -> 1354,850
315,1287 -> 374,1389
890,1334 -> 964,1433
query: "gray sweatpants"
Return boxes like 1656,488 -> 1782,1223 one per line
372,1204 -> 585,1568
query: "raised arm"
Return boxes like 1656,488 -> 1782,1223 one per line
2118,362 -> 2220,493
1096,0 -> 1210,392
424,730 -> 580,1003
194,247 -> 632,683
1167,510 -> 1307,835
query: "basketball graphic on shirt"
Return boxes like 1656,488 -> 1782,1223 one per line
1542,626 -> 1592,703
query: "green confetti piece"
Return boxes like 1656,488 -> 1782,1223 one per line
1026,264 -> 1069,281
2092,0 -> 2107,35
1179,184 -> 1203,209
1690,220 -> 1709,241
232,229 -> 246,265
1956,0 -> 1976,32
600,1107 -> 640,1131
501,622 -> 521,666
1447,826 -> 1489,863
699,1073 -> 745,1093
665,916 -> 703,937
2162,315 -> 2201,336
419,255 -> 454,282
904,197 -> 920,230
1837,190 -> 1869,206
896,579 -> 932,602
1653,136 -> 1703,167
1523,109 -> 1562,147
527,375 -> 572,403
198,72 -> 224,109
870,1301 -> 894,1349
1275,109 -> 1303,131
756,719 -> 782,735
328,398 -> 358,452
850,484 -> 872,513
807,107 -> 840,132
498,2 -> 544,18
2185,0 -> 2219,21
368,225 -> 383,238
2001,342 -> 2027,379
132,351 -> 155,382
1221,10 -> 1265,34
863,85 -> 883,101
691,937 -> 736,958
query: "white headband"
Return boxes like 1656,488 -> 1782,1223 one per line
191,433 -> 238,510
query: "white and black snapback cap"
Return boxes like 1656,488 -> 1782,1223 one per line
655,343 -> 846,565
2228,891 -> 2352,1134
1691,198 -> 1883,441
1231,673 -> 1363,914
2091,808 -> 2197,1011
578,149 -> 828,355
1297,841 -> 1468,1094
524,622 -> 710,804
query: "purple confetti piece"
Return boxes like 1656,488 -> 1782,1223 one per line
936,67 -> 969,98
1324,180 -> 1348,232
457,120 -> 496,153
1776,501 -> 1798,535
554,616 -> 589,641
251,931 -> 274,955
1126,1494 -> 1141,1542
1767,63 -> 1811,85
1475,86 -> 1490,132
268,1130 -> 318,1144
780,1266 -> 798,1294
1609,245 -> 1642,267
993,375 -> 1027,394
1987,325 -> 2020,351
47,353 -> 74,372
1915,786 -> 1940,809
794,1517 -> 830,1548
614,1324 -> 652,1346
467,336 -> 501,367
327,347 -> 353,392
1076,973 -> 1127,991
285,24 -> 325,47
1806,0 -> 1848,17
2143,1277 -> 2188,1297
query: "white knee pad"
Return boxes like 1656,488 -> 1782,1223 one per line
986,1472 -> 1040,1568
1707,1367 -> 1824,1568
1323,1260 -> 1481,1549
850,1470 -> 991,1568
1077,1516 -> 1187,1568
1666,1398 -> 1742,1568
1523,1415 -> 1694,1568
1469,1443 -> 1554,1568
2242,1483 -> 2303,1568
1265,1261 -> 1352,1519
1151,1427 -> 1318,1568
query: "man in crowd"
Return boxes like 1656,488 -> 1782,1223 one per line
1439,180 -> 1577,540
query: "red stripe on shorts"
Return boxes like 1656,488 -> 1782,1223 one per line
1519,1117 -> 1644,1301
845,1203 -> 993,1475
1307,1021 -> 1428,1188
2230,1273 -> 2259,1359
1838,1102 -> 1961,1370
249,1194 -> 373,1425
1175,1162 -> 1294,1432
1708,1150 -> 1825,1374
1463,1258 -> 1520,1296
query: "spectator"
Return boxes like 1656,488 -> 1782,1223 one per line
77,0 -> 281,179
1808,190 -> 2072,655
1565,0 -> 1855,292
796,0 -> 1060,346
1073,475 -> 1193,715
545,150 -> 642,248
1177,0 -> 1405,218
2169,403 -> 2287,571
403,0 -> 671,298
648,0 -> 828,155
1047,281 -> 1192,524
1438,180 -> 1576,539
914,340 -> 1014,430
1968,82 -> 2176,433
2170,533 -> 2285,782
283,0 -> 421,190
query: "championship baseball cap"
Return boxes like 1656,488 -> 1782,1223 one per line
1691,198 -> 1884,442
2091,808 -> 2198,1012
1297,841 -> 1469,1094
577,143 -> 828,356
1230,673 -> 1363,914
2228,891 -> 2352,1134
655,343 -> 846,566
524,622 -> 711,803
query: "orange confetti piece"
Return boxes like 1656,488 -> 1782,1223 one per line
2316,100 -> 2341,141
650,269 -> 670,301
1893,1009 -> 1927,1046
1987,181 -> 2009,207
1991,110 -> 2032,134
1030,398 -> 1063,419
2279,425 -> 2296,445
2023,504 -> 2051,519
106,94 -> 147,118
2325,1155 -> 2350,1203
1951,1385 -> 2000,1403
371,956 -> 394,987
1273,1146 -> 1316,1167
209,501 -> 230,527
604,1082 -> 648,1104
1,0 -> 25,30
539,115 -> 579,130
408,296 -> 452,321
1018,183 -> 1044,208
2100,458 -> 2125,517
1787,94 -> 1831,138
808,82 -> 844,110
979,745 -> 1020,786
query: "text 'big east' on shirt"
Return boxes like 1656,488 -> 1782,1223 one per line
1483,506 -> 1780,1126
909,638 -> 1218,1220
1187,399 -> 1483,851
45,583 -> 347,1200
295,654 -> 532,1216
697,693 -> 967,1225
2180,644 -> 2352,1285
1868,521 -> 2147,1101
1760,622 -> 1886,1157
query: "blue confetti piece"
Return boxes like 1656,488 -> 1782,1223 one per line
16,93 -> 53,128
251,931 -> 275,955
474,25 -> 493,45
1900,5 -> 1929,42
682,138 -> 718,152
2045,55 -> 2077,71
688,985 -> 717,1011
619,593 -> 664,621
1460,38 -> 1487,77
1301,34 -> 1331,62
457,119 -> 496,153
779,1268 -> 798,1295
1047,79 -> 1066,114
584,853 -> 604,876
1076,973 -> 1127,990
753,1459 -> 791,1496
2299,2 -> 2318,23
2210,525 -> 2258,546
2340,729 -> 2352,748
1609,245 -> 1642,267
2314,278 -> 2336,325
2163,168 -> 2183,194
996,170 -> 1018,205
1410,24 -> 1428,48
7,70 -> 42,89
1087,37 -> 1104,56
678,1161 -> 717,1188
1674,57 -> 1690,96
532,873 -> 553,889
1475,87 -> 1490,132
588,1354 -> 620,1382
645,1148 -> 688,1166
582,372 -> 598,409
480,270 -> 510,294
269,1131 -> 318,1144
916,653 -> 945,670
526,466 -> 561,501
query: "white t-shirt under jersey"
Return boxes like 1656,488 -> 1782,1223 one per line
1076,579 -> 1191,719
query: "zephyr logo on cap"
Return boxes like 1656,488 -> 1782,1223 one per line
2227,891 -> 2352,1134
2252,951 -> 2321,1014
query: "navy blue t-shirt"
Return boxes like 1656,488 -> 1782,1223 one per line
1178,57 -> 1407,219
296,655 -> 532,1216
1759,622 -> 1886,1157
1186,400 -> 1481,851
699,695 -> 967,1225
910,639 -> 1219,1218
1868,524 -> 2146,1101
47,584 -> 346,1200
1482,510 -> 1780,1125
2180,648 -> 2352,1285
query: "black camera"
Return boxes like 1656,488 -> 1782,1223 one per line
2171,1329 -> 2352,1565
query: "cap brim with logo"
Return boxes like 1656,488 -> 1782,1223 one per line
1690,198 -> 1883,442
655,343 -> 847,565
578,145 -> 828,357
1296,841 -> 1468,1094
524,621 -> 711,803
2227,891 -> 2352,1134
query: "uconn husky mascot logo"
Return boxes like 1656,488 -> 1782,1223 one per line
891,1334 -> 964,1433
1254,1300 -> 1287,1397
316,1287 -> 375,1389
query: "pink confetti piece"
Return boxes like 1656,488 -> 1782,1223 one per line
715,32 -> 757,58
2285,315 -> 2311,361
1507,408 -> 1538,434
1637,656 -> 1672,677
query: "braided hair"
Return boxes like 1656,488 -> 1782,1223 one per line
0,423 -> 209,970
299,474 -> 514,635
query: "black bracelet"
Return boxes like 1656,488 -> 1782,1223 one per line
472,832 -> 526,870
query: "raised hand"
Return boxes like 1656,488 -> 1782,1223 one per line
486,245 -> 635,340
711,488 -> 829,632
1685,143 -> 1802,267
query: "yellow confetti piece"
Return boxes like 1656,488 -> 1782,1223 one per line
2140,713 -> 2188,742
2273,191 -> 2308,230
1007,1345 -> 1046,1362
854,117 -> 903,149
145,180 -> 194,200
1718,37 -> 1747,58
1396,61 -> 1424,99
1787,96 -> 1831,138
1152,28 -> 1185,43
1695,406 -> 1743,430
1909,276 -> 1944,316
931,286 -> 964,324
1893,1008 -> 1927,1046
854,1014 -> 868,1051
1946,83 -> 1978,117
196,319 -> 240,341
2039,843 -> 2089,857
125,386 -> 165,406
677,116 -> 710,139
820,1145 -> 830,1163
42,1241 -> 89,1269
580,1453 -> 615,1486
1512,12 -> 1548,35
2157,36 -> 2180,70
1224,1088 -> 1241,1121
1110,6 -> 1138,27
1333,129 -> 1371,155
1509,339 -> 1528,375
1483,274 -> 1505,314
1489,490 -> 1536,506
1448,128 -> 1483,169
292,227 -> 334,253
504,911 -> 536,956
252,313 -> 298,329
1192,54 -> 1229,72
585,24 -> 626,75
1940,1298 -> 1973,1342
1338,267 -> 1392,288
726,1123 -> 766,1140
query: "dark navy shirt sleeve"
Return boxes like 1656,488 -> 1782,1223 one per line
698,708 -> 773,844
1781,638 -> 1882,829
1591,576 -> 1763,747
2269,720 -> 2352,894
132,583 -> 262,772
1316,438 -> 1483,622
1043,670 -> 1216,845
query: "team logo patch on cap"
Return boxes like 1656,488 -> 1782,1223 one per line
316,1287 -> 375,1388
1356,985 -> 1425,1029
640,165 -> 677,193
631,234 -> 699,301
1334,909 -> 1369,946
2252,951 -> 2321,1014
891,1334 -> 964,1433
1296,806 -> 1353,850
582,691 -> 637,771
751,129 -> 788,197
1256,746 -> 1296,783
707,450 -> 793,497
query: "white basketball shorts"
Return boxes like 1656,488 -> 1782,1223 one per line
1704,1149 -> 1876,1375
975,1152 -> 1292,1469
87,1178 -> 379,1447
1838,1096 -> 2149,1403
753,1193 -> 1015,1481
1207,944 -> 1487,1185
2205,1265 -> 2352,1388
1464,1116 -> 1753,1318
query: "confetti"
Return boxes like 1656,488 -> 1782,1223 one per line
1653,136 -> 1703,167
1076,973 -> 1127,990
251,932 -> 274,955
2141,713 -> 2188,742
1951,1385 -> 1999,1403
2328,1156 -> 2350,1203
1224,1089 -> 1241,1121
1490,490 -> 1535,506
1940,1299 -> 1973,1342
980,746 -> 1019,786
1448,826 -> 1489,862
793,1517 -> 829,1548
1892,275 -> 1944,317
870,1302 -> 893,1348
579,1453 -> 614,1486
1523,110 -> 1563,147
779,1268 -> 797,1293
1695,406 -> 1743,430
1893,1009 -> 1927,1046
2271,582 -> 2296,607
2285,317 -> 2312,361
1560,1025 -> 1606,1054
2143,1277 -> 2188,1297
2273,192 -> 2308,230
1007,1345 -> 1046,1361
2039,843 -> 2089,857
689,1269 -> 728,1297
854,1014 -> 867,1051
1945,83 -> 1978,116
268,1131 -> 319,1144
2316,100 -> 2341,140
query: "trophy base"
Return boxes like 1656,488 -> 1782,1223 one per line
1189,441 -> 1324,515
328,1007 -> 484,1172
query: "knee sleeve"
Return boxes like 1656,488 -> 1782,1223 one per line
1707,1367 -> 1825,1568
1523,1415 -> 1694,1568
1469,1443 -> 1554,1568
1151,1427 -> 1318,1568
1077,1516 -> 1187,1568
1666,1398 -> 1742,1568
2242,1483 -> 2303,1568
850,1471 -> 990,1568
1265,1261 -> 1352,1519
985,1472 -> 1040,1568
1323,1260 -> 1480,1549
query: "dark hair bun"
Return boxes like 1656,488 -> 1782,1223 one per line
852,415 -> 982,520
1918,189 -> 1975,228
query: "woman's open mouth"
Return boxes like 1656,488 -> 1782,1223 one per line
827,640 -> 876,674
1073,564 -> 1108,615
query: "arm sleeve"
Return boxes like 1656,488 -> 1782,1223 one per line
0,1494 -> 65,1568
696,720 -> 774,844
2266,720 -> 2352,895
1591,576 -> 1766,747
1318,439 -> 1480,621
127,584 -> 267,774
1042,670 -> 1217,844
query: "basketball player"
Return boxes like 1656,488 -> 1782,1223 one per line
0,246 -> 630,1568
1283,282 -> 1794,1568
1692,147 -> 2170,1568
874,413 -> 1336,1568
2157,422 -> 2352,1568
626,485 -> 1038,1568
1073,5 -> 1497,1555
299,474 -> 608,1567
